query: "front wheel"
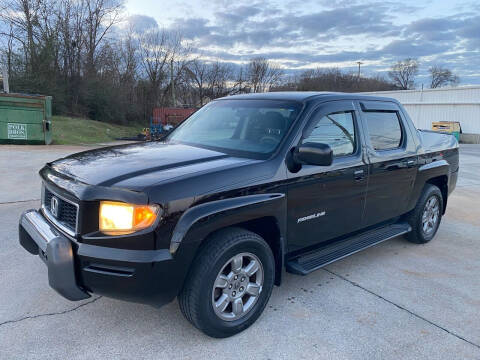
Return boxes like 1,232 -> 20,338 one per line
178,227 -> 275,338
406,184 -> 443,244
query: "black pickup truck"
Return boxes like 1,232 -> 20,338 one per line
19,92 -> 459,337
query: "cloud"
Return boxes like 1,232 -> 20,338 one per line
132,0 -> 480,84
167,1 -> 410,52
171,18 -> 212,39
288,5 -> 401,37
127,15 -> 158,33
380,39 -> 450,57
214,5 -> 262,25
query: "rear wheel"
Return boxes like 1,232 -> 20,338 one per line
406,184 -> 443,244
178,227 -> 275,338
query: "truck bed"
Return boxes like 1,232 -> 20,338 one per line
418,129 -> 458,153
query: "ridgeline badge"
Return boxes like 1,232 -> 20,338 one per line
297,211 -> 326,223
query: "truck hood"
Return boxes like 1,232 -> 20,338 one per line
49,142 -> 258,188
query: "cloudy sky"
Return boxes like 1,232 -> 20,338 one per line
125,0 -> 480,85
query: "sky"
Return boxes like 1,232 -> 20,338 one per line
125,0 -> 480,85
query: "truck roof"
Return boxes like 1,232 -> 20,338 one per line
218,91 -> 398,103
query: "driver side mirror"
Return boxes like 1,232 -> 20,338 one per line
293,142 -> 333,166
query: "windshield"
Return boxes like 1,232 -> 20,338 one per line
166,99 -> 302,159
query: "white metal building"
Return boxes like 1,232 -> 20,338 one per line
361,86 -> 480,142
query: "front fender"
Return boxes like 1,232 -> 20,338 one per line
170,193 -> 286,253
168,193 -> 287,287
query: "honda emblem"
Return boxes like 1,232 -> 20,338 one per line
51,196 -> 59,218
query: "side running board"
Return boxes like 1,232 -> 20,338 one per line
286,222 -> 411,275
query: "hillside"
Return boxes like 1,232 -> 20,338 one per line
52,116 -> 143,144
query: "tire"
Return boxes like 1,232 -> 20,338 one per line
406,184 -> 443,244
178,227 -> 275,338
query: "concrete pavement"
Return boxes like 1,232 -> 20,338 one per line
0,144 -> 479,359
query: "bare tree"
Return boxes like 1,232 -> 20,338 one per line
429,65 -> 459,88
247,57 -> 283,93
231,66 -> 249,94
0,0 -> 46,72
121,36 -> 137,82
0,0 -> 145,122
139,29 -> 190,107
184,59 -> 207,105
272,67 -> 397,92
139,29 -> 172,107
388,58 -> 419,90
206,61 -> 231,99
84,0 -> 124,75
183,60 -> 234,106
0,24 -> 16,76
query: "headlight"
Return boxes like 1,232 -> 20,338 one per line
99,201 -> 160,235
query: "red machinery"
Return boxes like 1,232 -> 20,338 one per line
152,107 -> 196,127
146,107 -> 196,140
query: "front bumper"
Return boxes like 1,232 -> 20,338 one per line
19,210 -> 90,300
19,210 -> 185,307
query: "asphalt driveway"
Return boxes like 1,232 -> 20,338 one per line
0,144 -> 479,359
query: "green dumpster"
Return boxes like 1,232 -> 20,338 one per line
0,93 -> 52,144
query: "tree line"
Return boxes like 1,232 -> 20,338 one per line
0,0 -> 460,125
388,58 -> 459,90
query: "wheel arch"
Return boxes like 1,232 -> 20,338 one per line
203,217 -> 284,286
172,194 -> 287,287
408,159 -> 450,214
425,175 -> 448,214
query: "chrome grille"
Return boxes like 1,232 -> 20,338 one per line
43,186 -> 79,235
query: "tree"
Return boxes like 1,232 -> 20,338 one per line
388,58 -> 419,90
429,66 -> 459,88
247,57 -> 283,93
84,0 -> 124,75
231,66 -> 249,94
272,67 -> 397,92
182,60 -> 234,106
139,29 -> 179,107
184,59 -> 209,106
205,62 -> 232,100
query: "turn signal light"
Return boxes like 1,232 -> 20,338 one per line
99,201 -> 160,235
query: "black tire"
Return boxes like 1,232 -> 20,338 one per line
178,227 -> 275,338
406,184 -> 443,244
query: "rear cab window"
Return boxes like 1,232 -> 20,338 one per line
364,111 -> 403,150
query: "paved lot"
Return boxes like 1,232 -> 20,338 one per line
0,144 -> 479,360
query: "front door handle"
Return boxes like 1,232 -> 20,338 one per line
354,169 -> 365,181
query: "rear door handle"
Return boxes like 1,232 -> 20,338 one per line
406,160 -> 415,168
354,169 -> 365,181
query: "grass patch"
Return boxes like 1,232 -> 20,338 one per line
52,116 -> 144,145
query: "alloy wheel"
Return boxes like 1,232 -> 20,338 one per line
422,195 -> 440,235
211,252 -> 264,321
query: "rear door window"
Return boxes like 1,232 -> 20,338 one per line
364,111 -> 402,150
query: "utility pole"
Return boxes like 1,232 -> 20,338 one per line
1,66 -> 9,93
356,61 -> 363,79
170,59 -> 176,107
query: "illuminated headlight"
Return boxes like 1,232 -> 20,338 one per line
99,201 -> 160,235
